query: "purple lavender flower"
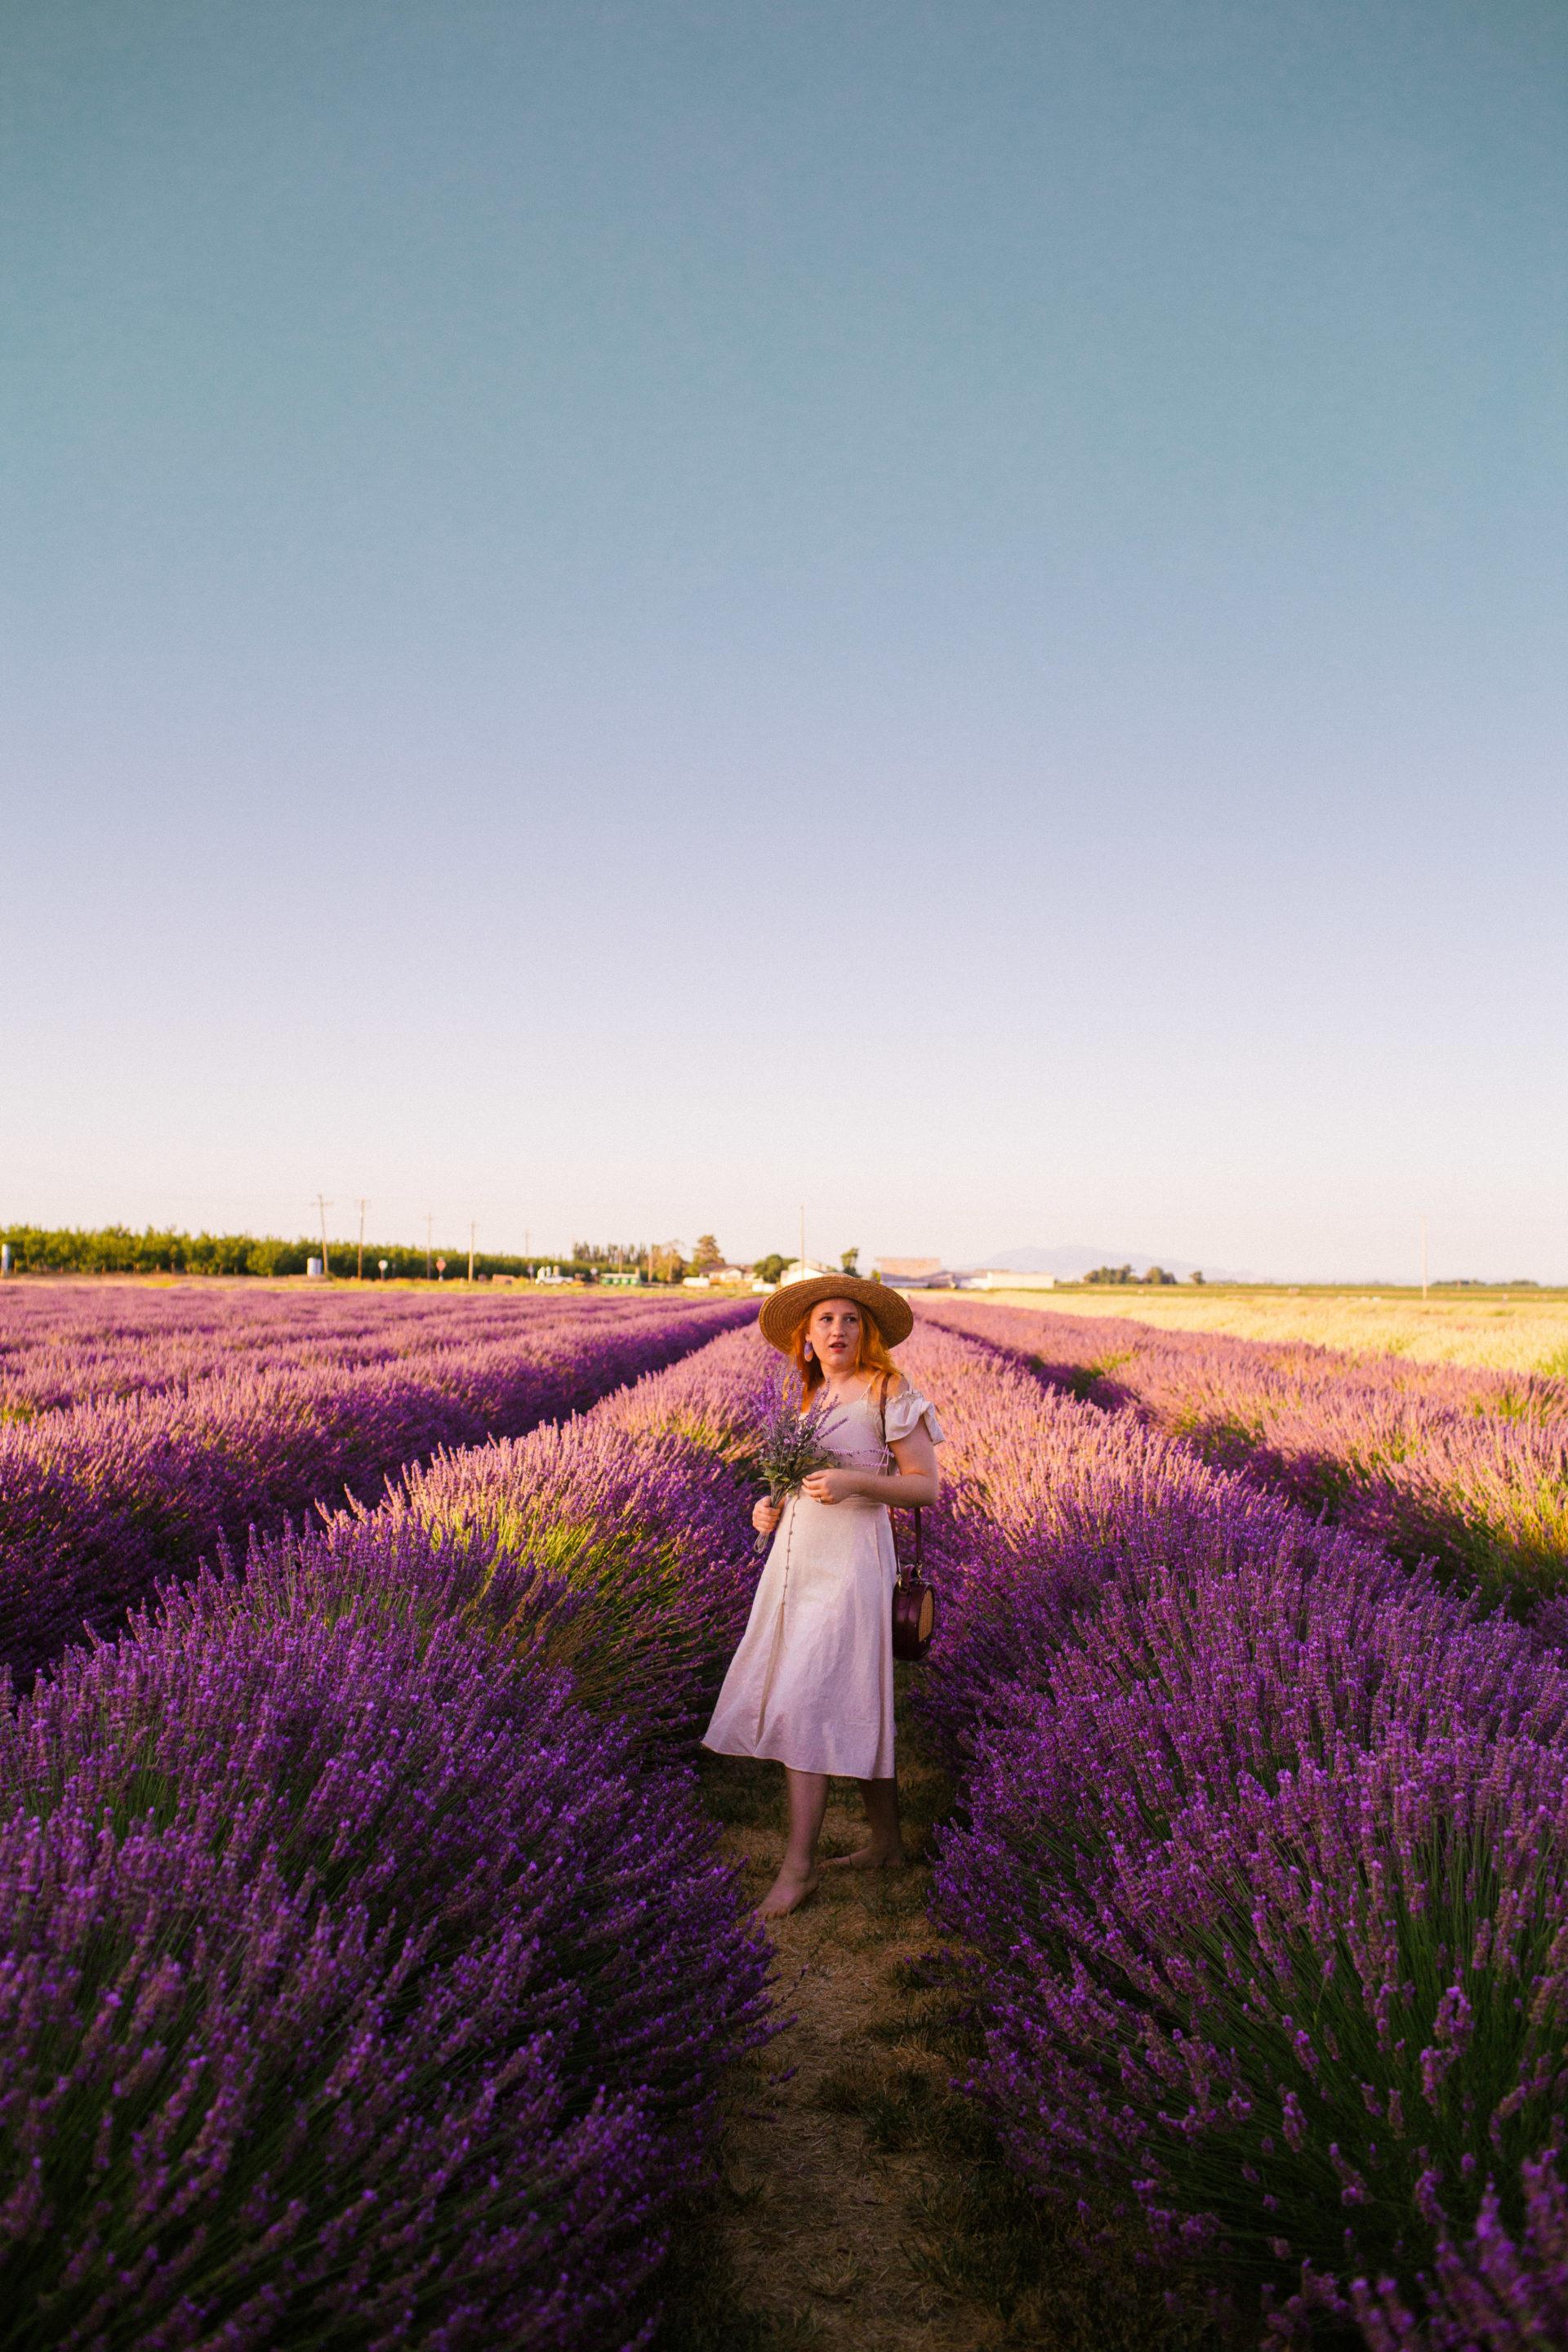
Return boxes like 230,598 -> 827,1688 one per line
0,1290 -> 751,1680
0,1507 -> 772,2343
871,1315 -> 1568,2337
917,1296 -> 1568,1613
0,1308 -> 784,2345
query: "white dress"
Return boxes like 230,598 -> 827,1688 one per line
702,1379 -> 947,1780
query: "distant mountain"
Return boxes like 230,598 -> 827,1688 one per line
968,1244 -> 1255,1282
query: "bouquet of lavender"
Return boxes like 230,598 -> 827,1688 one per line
753,1396 -> 837,1551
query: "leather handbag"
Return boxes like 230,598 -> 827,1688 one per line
890,1503 -> 936,1663
881,1380 -> 937,1663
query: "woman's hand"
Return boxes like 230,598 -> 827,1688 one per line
800,1467 -> 862,1507
752,1496 -> 783,1539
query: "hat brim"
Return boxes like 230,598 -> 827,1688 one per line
757,1275 -> 915,1353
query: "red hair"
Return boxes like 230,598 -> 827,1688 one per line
791,1298 -> 902,1408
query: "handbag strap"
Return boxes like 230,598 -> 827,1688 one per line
879,1374 -> 925,1579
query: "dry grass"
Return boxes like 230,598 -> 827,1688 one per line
655,1707 -> 1216,2352
951,1288 -> 1568,1376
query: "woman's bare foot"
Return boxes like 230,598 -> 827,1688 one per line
759,1864 -> 819,1918
825,1843 -> 906,1871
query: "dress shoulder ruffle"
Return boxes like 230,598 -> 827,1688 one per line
884,1383 -> 947,1446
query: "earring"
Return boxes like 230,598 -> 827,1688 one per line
804,1341 -> 814,1360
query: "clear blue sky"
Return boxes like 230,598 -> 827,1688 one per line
3,2 -> 1564,1278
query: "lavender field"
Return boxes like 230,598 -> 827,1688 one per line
0,1283 -> 750,1677
0,1282 -> 630,1414
917,1296 -> 1568,1610
893,1319 -> 1568,2346
4,1293 -> 1568,2345
0,1288 -> 773,2349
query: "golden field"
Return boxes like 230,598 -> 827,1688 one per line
951,1286 -> 1568,1376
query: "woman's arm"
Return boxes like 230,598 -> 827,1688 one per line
801,1423 -> 939,1510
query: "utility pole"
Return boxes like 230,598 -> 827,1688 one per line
1421,1214 -> 1429,1300
356,1199 -> 368,1283
468,1221 -> 476,1284
800,1202 -> 806,1276
425,1212 -> 434,1281
314,1195 -> 332,1278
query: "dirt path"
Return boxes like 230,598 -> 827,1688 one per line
662,1740 -> 1199,2352
698,1754 -> 981,2349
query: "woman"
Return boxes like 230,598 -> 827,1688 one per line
703,1274 -> 944,1917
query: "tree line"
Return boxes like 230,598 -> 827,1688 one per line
0,1226 -> 666,1281
0,1225 -> 835,1285
1081,1263 -> 1188,1286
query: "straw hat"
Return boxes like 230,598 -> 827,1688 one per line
758,1274 -> 914,1353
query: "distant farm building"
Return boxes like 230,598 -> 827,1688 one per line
965,1269 -> 1057,1290
875,1256 -> 950,1290
753,1259 -> 835,1293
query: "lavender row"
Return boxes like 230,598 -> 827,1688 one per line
918,1296 -> 1568,1608
0,1283 -> 693,1419
0,1291 -> 751,1679
889,1320 -> 1568,2345
0,1325 -> 783,2349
